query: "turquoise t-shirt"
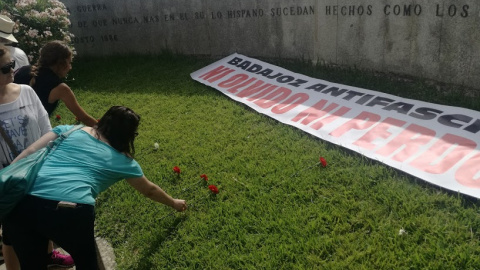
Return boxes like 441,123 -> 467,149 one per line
29,125 -> 143,205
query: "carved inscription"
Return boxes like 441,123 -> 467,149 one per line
68,3 -> 473,46
325,4 -> 469,17
73,36 -> 94,44
76,4 -> 107,12
69,4 -> 316,45
66,4 -> 107,14
270,6 -> 315,16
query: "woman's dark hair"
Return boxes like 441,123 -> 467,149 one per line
96,106 -> 140,157
30,40 -> 72,79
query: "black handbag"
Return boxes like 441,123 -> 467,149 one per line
0,125 -> 83,221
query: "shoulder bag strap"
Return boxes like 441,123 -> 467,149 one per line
59,125 -> 84,139
46,125 -> 84,155
0,125 -> 19,158
50,125 -> 84,147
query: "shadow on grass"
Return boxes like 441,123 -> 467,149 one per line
134,215 -> 187,270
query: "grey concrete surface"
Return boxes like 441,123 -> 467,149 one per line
59,0 -> 480,90
95,237 -> 117,270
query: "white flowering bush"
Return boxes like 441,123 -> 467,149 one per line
0,0 -> 75,64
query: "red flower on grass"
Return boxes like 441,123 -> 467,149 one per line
208,185 -> 219,194
200,174 -> 208,181
320,157 -> 327,168
55,114 -> 61,120
173,166 -> 181,174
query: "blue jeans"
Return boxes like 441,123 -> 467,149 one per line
3,195 -> 98,270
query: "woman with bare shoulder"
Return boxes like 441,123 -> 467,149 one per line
14,40 -> 97,126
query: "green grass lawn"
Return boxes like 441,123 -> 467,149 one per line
52,53 -> 480,269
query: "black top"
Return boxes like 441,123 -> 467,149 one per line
14,65 -> 61,115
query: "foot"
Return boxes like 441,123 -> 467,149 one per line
47,250 -> 75,268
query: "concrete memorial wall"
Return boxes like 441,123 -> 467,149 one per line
61,0 -> 480,90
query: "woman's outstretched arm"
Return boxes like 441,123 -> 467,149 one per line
50,83 -> 98,127
126,176 -> 187,212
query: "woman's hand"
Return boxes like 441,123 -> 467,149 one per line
172,199 -> 187,212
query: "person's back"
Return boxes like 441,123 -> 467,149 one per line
14,65 -> 61,115
3,106 -> 187,269
31,124 -> 143,205
13,40 -> 97,126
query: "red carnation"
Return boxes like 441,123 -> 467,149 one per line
320,157 -> 327,168
200,174 -> 208,181
173,166 -> 181,174
208,185 -> 219,194
55,114 -> 61,120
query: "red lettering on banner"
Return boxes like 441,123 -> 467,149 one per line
246,87 -> 277,101
310,106 -> 351,130
192,56 -> 480,198
291,100 -> 351,129
354,117 -> 407,150
254,87 -> 292,109
218,73 -> 250,88
455,153 -> 480,188
198,65 -> 235,83
409,134 -> 477,174
236,80 -> 275,98
291,100 -> 328,124
227,78 -> 257,94
375,124 -> 435,162
329,111 -> 381,138
271,93 -> 310,114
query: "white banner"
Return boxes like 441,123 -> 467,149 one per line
191,53 -> 480,198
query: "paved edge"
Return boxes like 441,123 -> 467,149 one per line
96,237 -> 117,270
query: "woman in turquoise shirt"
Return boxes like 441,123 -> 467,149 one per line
3,106 -> 187,269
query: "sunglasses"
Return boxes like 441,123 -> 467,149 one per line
1,60 -> 15,74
